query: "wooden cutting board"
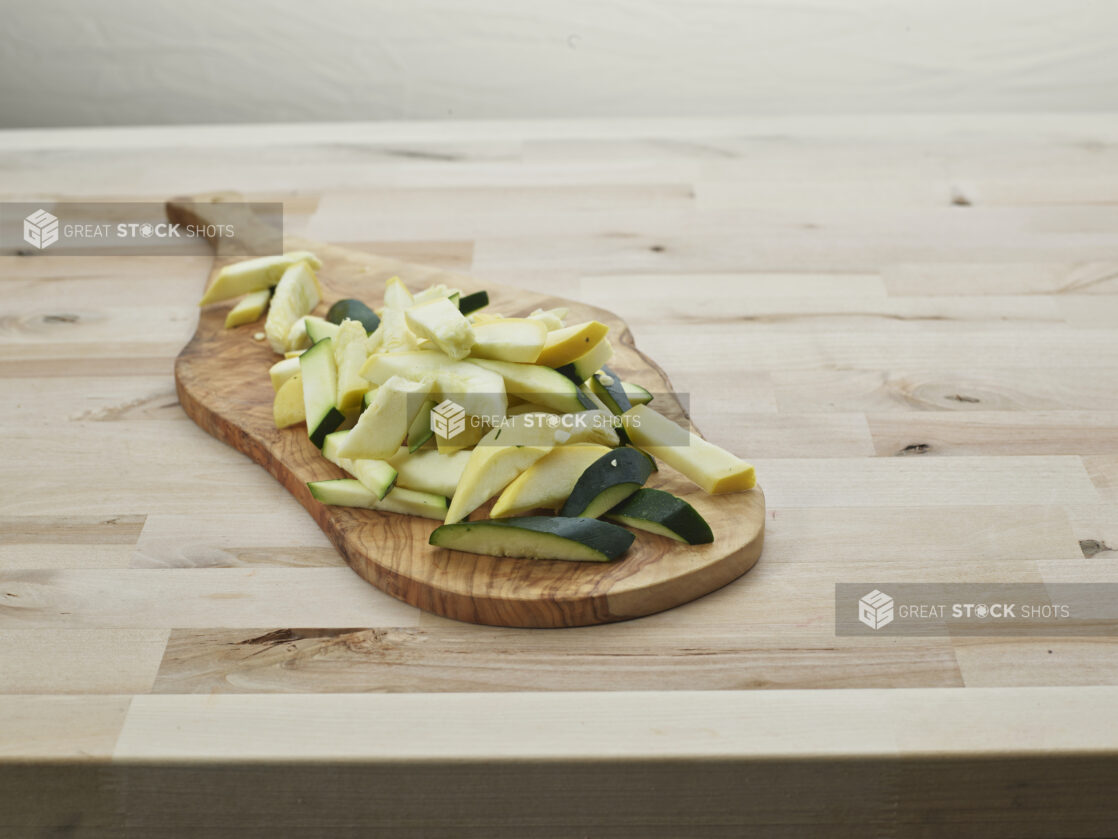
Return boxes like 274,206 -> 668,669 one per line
170,199 -> 764,627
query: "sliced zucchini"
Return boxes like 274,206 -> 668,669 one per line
407,399 -> 437,452
469,318 -> 547,364
490,444 -> 612,518
404,297 -> 475,361
430,516 -> 634,562
387,445 -> 471,498
327,298 -> 380,334
338,375 -> 434,461
224,288 -> 271,328
457,290 -> 489,315
536,321 -> 609,367
556,337 -> 614,385
559,447 -> 654,519
377,486 -> 449,519
299,338 -> 345,447
304,315 -> 341,344
622,404 -> 755,494
322,431 -> 398,499
604,488 -> 713,545
589,366 -> 632,415
308,479 -> 447,520
623,381 -> 653,406
470,358 -> 587,414
272,372 -> 305,428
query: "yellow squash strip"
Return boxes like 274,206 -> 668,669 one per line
622,404 -> 755,494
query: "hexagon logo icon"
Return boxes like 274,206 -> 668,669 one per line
430,399 -> 466,439
23,209 -> 60,250
858,589 -> 894,630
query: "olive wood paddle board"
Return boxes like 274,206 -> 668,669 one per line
170,198 -> 763,627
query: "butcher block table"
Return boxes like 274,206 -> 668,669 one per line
3,115 -> 1118,837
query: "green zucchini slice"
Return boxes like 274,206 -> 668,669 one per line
308,479 -> 447,520
429,516 -> 634,562
327,298 -> 380,334
605,488 -> 713,545
304,315 -> 341,344
589,365 -> 632,415
299,338 -> 346,447
457,290 -> 489,315
407,399 -> 437,452
559,447 -> 654,519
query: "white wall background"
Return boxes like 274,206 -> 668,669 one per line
2,0 -> 1116,127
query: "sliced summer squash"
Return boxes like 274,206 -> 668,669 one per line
269,356 -> 301,392
490,444 -> 612,518
308,479 -> 447,520
412,283 -> 460,306
604,488 -> 713,545
382,276 -> 414,310
469,318 -> 547,364
535,321 -> 609,367
555,337 -> 613,385
265,261 -> 321,353
622,404 -> 755,494
338,375 -> 435,461
299,338 -> 346,447
224,288 -> 271,328
333,319 -> 370,412
527,307 -> 568,331
272,372 -> 305,428
405,297 -> 475,361
199,251 -> 321,306
361,352 -> 507,421
443,426 -> 552,523
429,516 -> 634,562
469,358 -> 587,414
559,447 -> 654,519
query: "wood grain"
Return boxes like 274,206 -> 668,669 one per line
6,117 -> 1118,835
170,200 -> 764,628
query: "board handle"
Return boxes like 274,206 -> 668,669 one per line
166,192 -> 282,257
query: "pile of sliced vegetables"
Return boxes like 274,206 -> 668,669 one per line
199,252 -> 756,562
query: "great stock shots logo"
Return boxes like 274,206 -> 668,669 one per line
430,399 -> 466,439
858,589 -> 895,630
23,209 -> 59,250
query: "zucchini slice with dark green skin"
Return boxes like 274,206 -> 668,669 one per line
605,488 -> 713,545
299,338 -> 346,447
457,290 -> 489,315
589,365 -> 632,415
622,381 -> 653,406
559,447 -> 654,519
407,399 -> 437,452
326,298 -> 380,333
429,516 -> 634,562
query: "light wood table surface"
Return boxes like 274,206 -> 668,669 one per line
2,115 -> 1118,836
